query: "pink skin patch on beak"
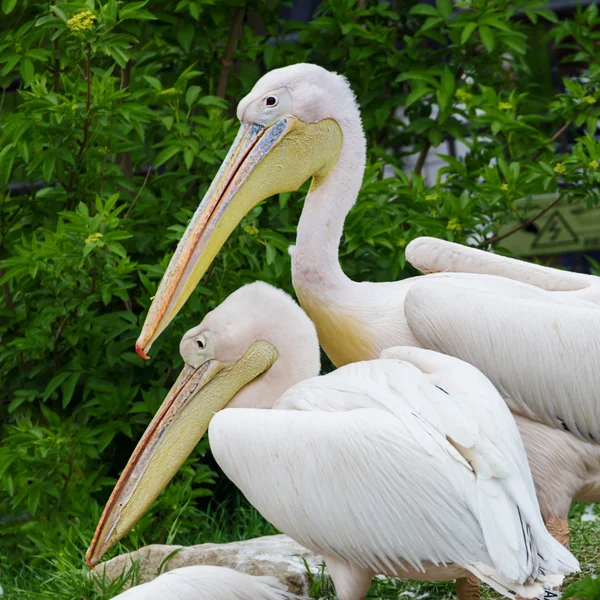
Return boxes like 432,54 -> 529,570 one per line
136,341 -> 150,360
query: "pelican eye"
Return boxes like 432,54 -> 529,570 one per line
196,336 -> 206,349
265,96 -> 278,107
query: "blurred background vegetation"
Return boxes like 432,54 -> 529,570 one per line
1,0 -> 600,597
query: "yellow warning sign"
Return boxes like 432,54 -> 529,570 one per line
498,195 -> 600,257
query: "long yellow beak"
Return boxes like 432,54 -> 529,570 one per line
135,117 -> 343,359
86,340 -> 278,568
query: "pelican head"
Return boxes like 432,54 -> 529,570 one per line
87,282 -> 319,568
136,63 -> 364,359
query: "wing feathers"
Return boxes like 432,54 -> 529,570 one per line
404,279 -> 600,441
210,380 -> 578,597
406,237 -> 594,292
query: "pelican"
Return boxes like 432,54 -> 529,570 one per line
133,63 -> 600,558
109,565 -> 300,599
108,565 -> 300,600
88,283 -> 578,600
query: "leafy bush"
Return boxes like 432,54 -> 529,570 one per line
1,0 -> 600,586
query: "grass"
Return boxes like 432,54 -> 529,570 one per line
1,501 -> 599,599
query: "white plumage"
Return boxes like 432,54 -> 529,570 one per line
209,343 -> 579,600
114,63 -> 598,599
111,565 -> 300,600
403,237 -> 600,443
93,282 -> 580,600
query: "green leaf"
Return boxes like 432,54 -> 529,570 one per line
396,71 -> 439,87
502,35 -> 527,55
460,23 -> 477,45
2,0 -> 16,14
51,5 -> 68,21
184,148 -> 194,170
535,8 -> 558,23
0,144 -> 15,185
186,85 -> 201,108
62,372 -> 81,408
27,487 -> 41,516
143,75 -> 162,90
479,25 -> 495,52
2,54 -> 20,76
43,152 -> 56,182
436,0 -> 452,20
409,4 -> 439,16
265,243 -> 276,265
120,1 -> 156,21
155,145 -> 181,167
263,44 -> 276,70
405,86 -> 431,108
198,95 -> 227,108
43,372 -> 70,401
107,45 -> 129,68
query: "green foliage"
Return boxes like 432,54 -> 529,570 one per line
564,575 -> 600,600
1,0 -> 600,595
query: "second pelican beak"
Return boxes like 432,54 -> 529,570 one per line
135,117 -> 342,359
85,340 -> 278,568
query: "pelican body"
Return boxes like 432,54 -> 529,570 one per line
111,565 -> 300,600
88,284 -> 578,600
132,64 -> 600,549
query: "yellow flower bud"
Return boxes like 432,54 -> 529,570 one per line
243,225 -> 259,236
589,160 -> 599,170
499,102 -> 513,110
424,193 -> 438,201
553,163 -> 566,174
501,183 -> 509,191
456,89 -> 473,102
67,11 -> 96,32
583,96 -> 597,105
447,218 -> 462,231
85,232 -> 103,244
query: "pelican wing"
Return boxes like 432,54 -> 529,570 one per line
403,277 -> 600,441
113,565 -> 300,599
209,358 -> 577,596
406,237 -> 597,293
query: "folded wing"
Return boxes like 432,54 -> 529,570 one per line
210,357 -> 578,597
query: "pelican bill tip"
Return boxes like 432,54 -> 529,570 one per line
135,340 -> 150,360
85,546 -> 98,569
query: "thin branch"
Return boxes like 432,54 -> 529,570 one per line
479,194 -> 560,248
217,9 -> 245,98
60,456 -> 74,496
531,120 -> 572,163
53,314 -> 70,372
482,120 -> 572,247
413,140 -> 432,176
67,43 -> 93,207
124,167 -> 152,219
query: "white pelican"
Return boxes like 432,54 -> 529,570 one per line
132,63 -> 600,556
110,565 -> 299,599
88,283 -> 578,600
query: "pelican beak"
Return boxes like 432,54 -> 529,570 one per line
85,340 -> 278,568
135,117 -> 343,359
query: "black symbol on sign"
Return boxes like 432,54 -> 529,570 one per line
532,211 -> 579,250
